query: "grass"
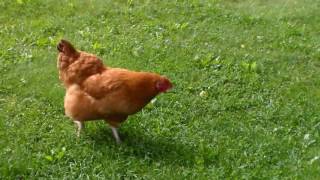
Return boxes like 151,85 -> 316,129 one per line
1,0 -> 320,179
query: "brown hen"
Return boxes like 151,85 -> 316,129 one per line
57,40 -> 172,143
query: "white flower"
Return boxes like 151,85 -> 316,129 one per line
309,156 -> 319,164
304,134 -> 310,141
199,90 -> 208,97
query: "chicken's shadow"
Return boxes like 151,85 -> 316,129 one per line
88,127 -> 215,167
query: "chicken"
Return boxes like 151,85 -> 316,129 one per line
57,39 -> 172,143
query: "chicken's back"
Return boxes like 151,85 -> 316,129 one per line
82,68 -> 162,116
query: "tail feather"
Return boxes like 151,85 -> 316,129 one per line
57,39 -> 79,57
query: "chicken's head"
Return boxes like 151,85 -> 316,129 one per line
156,77 -> 173,93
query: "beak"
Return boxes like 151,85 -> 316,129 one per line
165,83 -> 173,93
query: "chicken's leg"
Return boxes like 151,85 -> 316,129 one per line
74,121 -> 84,137
111,127 -> 121,144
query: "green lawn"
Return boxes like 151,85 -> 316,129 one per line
1,0 -> 320,179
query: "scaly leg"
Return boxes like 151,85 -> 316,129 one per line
74,121 -> 84,137
105,118 -> 126,144
111,126 -> 121,144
